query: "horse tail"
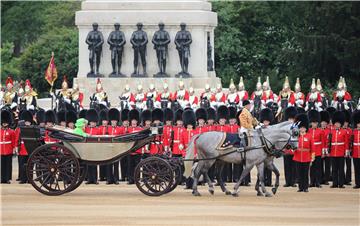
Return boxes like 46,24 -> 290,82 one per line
184,134 -> 201,178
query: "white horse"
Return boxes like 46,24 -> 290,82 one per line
184,121 -> 299,197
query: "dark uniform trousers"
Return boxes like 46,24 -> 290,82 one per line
1,155 -> 12,183
18,155 -> 28,183
86,165 -> 98,184
344,157 -> 352,184
283,155 -> 296,186
322,157 -> 332,183
127,154 -> 141,184
120,157 -> 128,181
99,165 -> 107,181
310,156 -> 322,186
353,158 -> 360,187
297,162 -> 310,191
106,161 -> 119,184
331,157 -> 345,187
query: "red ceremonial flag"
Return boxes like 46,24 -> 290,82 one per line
44,52 -> 58,86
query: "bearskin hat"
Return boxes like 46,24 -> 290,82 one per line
320,111 -> 330,123
326,107 -> 336,118
66,111 -> 77,124
296,107 -> 306,114
141,109 -> 152,124
128,109 -> 140,122
36,109 -> 46,124
175,109 -> 184,122
259,108 -> 274,123
243,100 -> 250,106
78,109 -> 87,119
217,105 -> 229,121
206,108 -> 216,121
352,111 -> 360,126
195,108 -> 207,121
108,108 -> 120,122
45,110 -> 56,123
57,110 -> 66,123
332,111 -> 345,126
164,108 -> 174,122
307,109 -> 320,123
295,113 -> 309,131
284,106 -> 298,121
99,109 -> 108,122
121,109 -> 130,122
86,109 -> 99,123
342,110 -> 351,123
182,109 -> 196,128
1,110 -> 13,125
20,110 -> 33,123
228,106 -> 237,119
151,108 -> 164,122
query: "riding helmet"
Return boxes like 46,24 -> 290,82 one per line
108,108 -> 120,122
217,105 -> 229,121
228,106 -> 237,120
259,108 -> 274,124
66,110 -> 78,124
307,109 -> 320,123
128,109 -> 140,123
295,113 -> 309,131
352,111 -> 360,126
164,108 -> 174,123
195,108 -> 208,121
182,109 -> 196,128
332,111 -> 345,126
284,106 -> 298,121
320,110 -> 330,123
86,109 -> 99,123
151,108 -> 164,122
20,110 -> 33,123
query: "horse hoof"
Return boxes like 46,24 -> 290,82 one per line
272,188 -> 277,195
265,192 -> 273,197
192,191 -> 201,197
232,192 -> 239,197
257,192 -> 263,197
225,191 -> 232,195
209,189 -> 214,195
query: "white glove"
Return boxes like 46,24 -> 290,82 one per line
14,147 -> 18,155
345,150 -> 351,157
324,148 -> 329,156
179,144 -> 184,150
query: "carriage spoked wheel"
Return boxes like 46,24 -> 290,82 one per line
26,143 -> 80,196
134,156 -> 174,196
67,161 -> 88,193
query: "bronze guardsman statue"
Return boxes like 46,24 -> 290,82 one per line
130,22 -> 148,77
175,23 -> 192,77
86,22 -> 104,77
152,22 -> 171,77
107,23 -> 126,77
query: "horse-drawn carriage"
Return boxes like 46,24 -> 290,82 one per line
20,125 -> 182,196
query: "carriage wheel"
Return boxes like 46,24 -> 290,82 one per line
134,157 -> 174,196
67,162 -> 88,193
27,143 -> 80,196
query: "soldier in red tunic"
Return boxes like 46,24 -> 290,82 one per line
327,111 -> 349,188
195,108 -> 208,134
149,108 -> 164,155
44,110 -> 58,144
98,109 -> 109,182
1,110 -> 16,183
120,109 -> 130,181
85,109 -> 100,184
172,109 -> 184,158
320,110 -> 332,185
216,106 -> 231,182
293,113 -> 313,192
127,109 -> 143,184
206,107 -> 217,181
141,109 -> 152,157
162,108 -> 174,154
351,111 -> 360,189
35,109 -> 46,128
229,106 -> 240,183
308,110 -> 325,188
342,110 -> 352,185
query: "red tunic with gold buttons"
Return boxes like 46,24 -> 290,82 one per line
127,126 -> 143,155
327,128 -> 349,157
308,128 -> 325,157
206,124 -> 217,132
180,128 -> 196,157
194,125 -> 208,135
162,125 -> 173,149
107,126 -> 124,136
352,129 -> 360,158
0,127 -> 15,155
216,124 -> 230,133
98,125 -> 108,135
172,126 -> 184,155
293,133 -> 313,163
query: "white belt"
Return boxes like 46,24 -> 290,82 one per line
0,141 -> 11,144
353,143 -> 360,146
332,142 -> 344,145
45,141 -> 56,144
173,140 -> 180,143
314,142 -> 322,145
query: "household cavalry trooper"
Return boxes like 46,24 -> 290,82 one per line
162,108 -> 174,154
85,109 -> 100,185
332,76 -> 352,111
276,76 -> 295,118
1,110 -> 16,184
351,111 -> 360,189
294,77 -> 305,108
3,76 -> 18,109
200,84 -> 215,108
92,78 -> 109,108
188,86 -> 199,110
195,108 -> 208,134
226,79 -> 240,108
106,108 -> 122,184
98,109 -> 109,182
70,81 -> 84,110
22,79 -> 37,111
237,76 -> 249,108
327,111 -> 349,188
259,108 -> 274,186
145,84 -> 158,109
305,78 -> 322,112
172,80 -> 189,109
307,109 -> 325,188
171,109 -> 184,158
261,76 -> 275,107
132,84 -> 146,110
213,83 -> 226,109
119,84 -> 134,110
57,75 -> 71,103
250,77 -> 263,113
156,82 -> 171,109
127,109 -> 142,184
149,108 -> 164,155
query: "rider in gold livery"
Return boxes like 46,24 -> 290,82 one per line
4,76 -> 18,110
22,79 -> 37,111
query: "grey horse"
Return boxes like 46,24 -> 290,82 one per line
184,121 -> 299,197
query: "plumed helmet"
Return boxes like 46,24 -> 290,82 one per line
307,109 -> 320,123
1,110 -> 13,125
141,109 -> 152,124
66,111 -> 77,124
108,108 -> 120,122
206,108 -> 216,121
195,108 -> 208,121
320,111 -> 330,123
99,109 -> 109,122
352,111 -> 360,126
175,109 -> 184,122
57,111 -> 66,123
164,108 -> 174,122
78,109 -> 87,119
121,109 -> 130,122
342,110 -> 351,123
128,109 -> 140,122
260,108 -> 274,123
36,109 -> 46,124
228,106 -> 237,119
152,108 -> 164,122
85,109 -> 99,123
295,113 -> 309,131
217,105 -> 229,121
284,106 -> 298,120
182,109 -> 196,128
332,111 -> 345,126
45,110 -> 57,123
20,110 -> 33,123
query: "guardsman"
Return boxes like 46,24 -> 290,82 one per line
327,111 -> 349,188
85,109 -> 100,185
351,111 -> 360,189
293,113 -> 313,192
107,108 -> 122,185
119,84 -> 134,110
145,84 -> 158,109
70,81 -> 84,110
294,78 -> 305,108
180,109 -> 196,158
250,77 -> 263,113
214,83 -> 226,109
216,106 -> 231,182
44,110 -> 58,144
57,110 -> 66,127
4,76 -> 18,110
320,110 -> 331,185
132,84 -> 146,110
195,108 -> 208,134
162,108 -> 174,154
149,108 -> 164,155
66,111 -> 78,129
305,78 -> 322,111
276,76 -> 295,118
308,110 -> 324,188
93,78 -> 109,108
206,108 -> 217,131
1,110 -> 16,183
172,109 -> 184,158
120,108 -> 130,181
127,109 -> 142,184
200,84 -> 215,108
226,79 -> 240,108
237,77 -> 248,108
23,79 -> 37,111
36,109 -> 46,128
172,80 -> 189,109
261,76 -> 275,106
156,83 -> 171,109
98,109 -> 109,182
228,106 -> 240,183
188,86 -> 199,110
141,109 -> 152,156
342,110 -> 352,185
332,77 -> 352,111
283,107 -> 298,187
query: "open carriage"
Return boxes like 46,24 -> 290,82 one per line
20,125 -> 182,196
